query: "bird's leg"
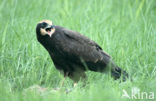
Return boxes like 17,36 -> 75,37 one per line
60,77 -> 65,87
60,72 -> 69,87
69,71 -> 87,88
74,82 -> 77,87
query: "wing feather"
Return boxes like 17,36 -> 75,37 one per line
59,28 -> 110,63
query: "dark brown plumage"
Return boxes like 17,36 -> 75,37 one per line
36,20 -> 128,84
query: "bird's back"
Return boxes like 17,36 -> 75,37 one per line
47,26 -> 111,73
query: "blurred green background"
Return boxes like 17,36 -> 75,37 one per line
0,0 -> 156,101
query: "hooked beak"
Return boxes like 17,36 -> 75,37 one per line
45,25 -> 55,37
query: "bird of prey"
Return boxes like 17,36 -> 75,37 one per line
36,20 -> 128,86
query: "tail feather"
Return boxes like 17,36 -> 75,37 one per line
111,66 -> 128,81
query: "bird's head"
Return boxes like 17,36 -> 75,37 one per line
36,20 -> 55,38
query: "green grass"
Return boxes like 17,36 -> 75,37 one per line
0,0 -> 156,101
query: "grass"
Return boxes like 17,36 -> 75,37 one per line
0,0 -> 156,101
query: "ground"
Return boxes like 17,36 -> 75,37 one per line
0,0 -> 156,101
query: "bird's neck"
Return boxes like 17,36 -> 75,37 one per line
39,36 -> 52,50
